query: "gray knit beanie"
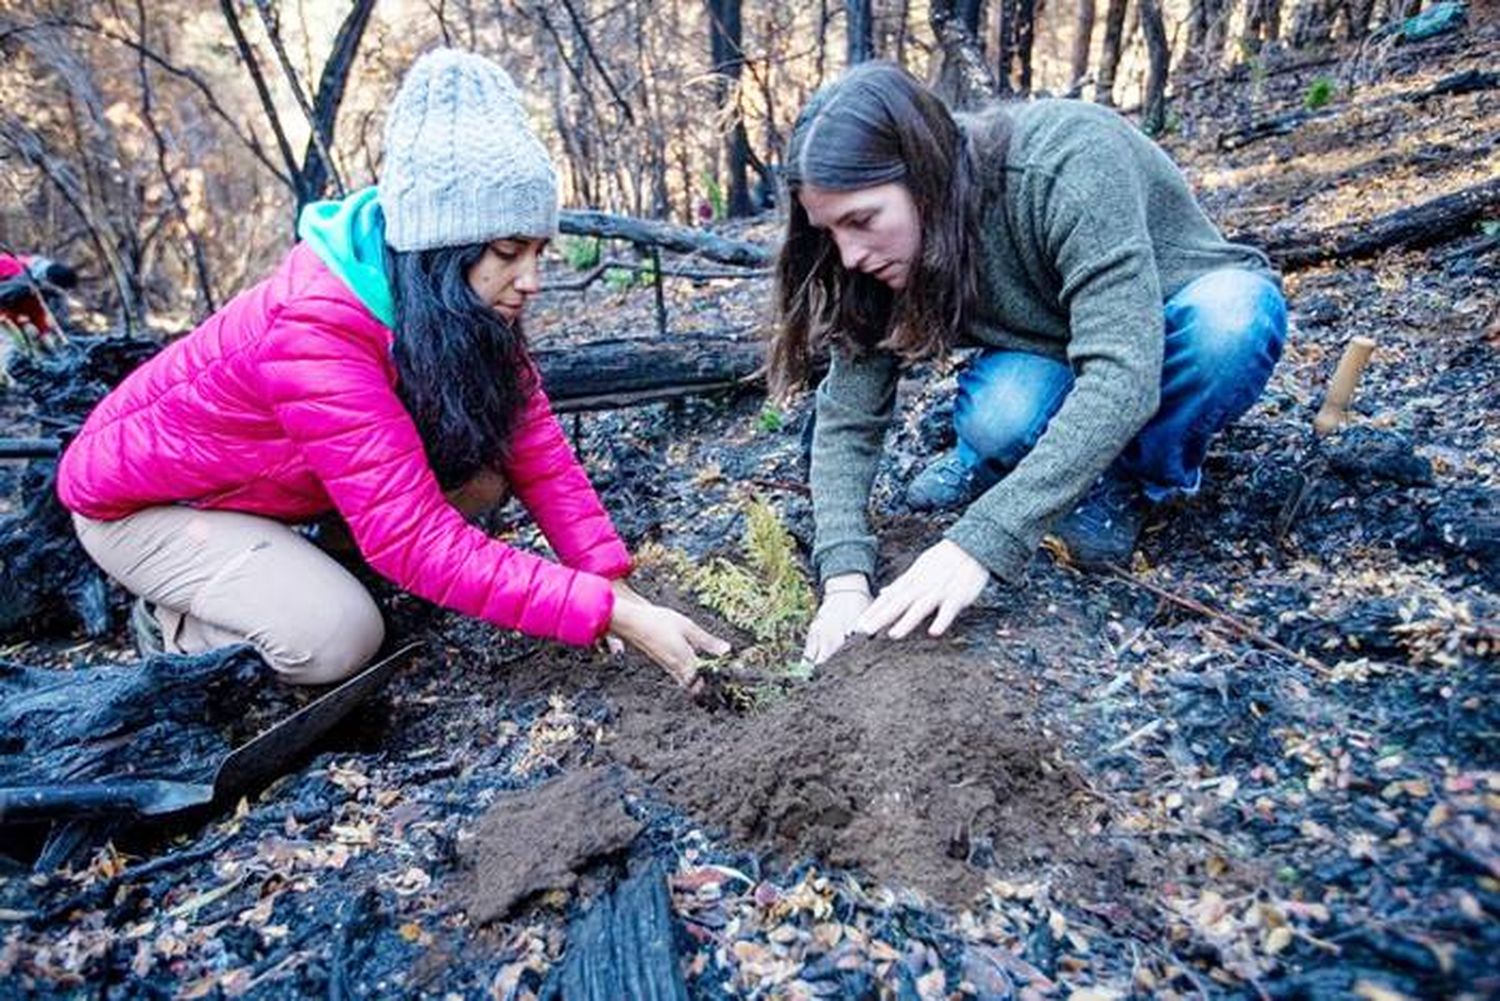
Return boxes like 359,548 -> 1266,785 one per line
379,49 -> 558,252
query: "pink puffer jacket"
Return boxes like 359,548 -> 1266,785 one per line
57,243 -> 629,645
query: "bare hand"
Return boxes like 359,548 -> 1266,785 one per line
609,595 -> 730,691
604,579 -> 646,655
802,574 -> 873,666
854,540 -> 988,640
610,578 -> 648,607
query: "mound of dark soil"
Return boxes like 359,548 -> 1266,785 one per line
603,633 -> 1096,908
456,765 -> 642,924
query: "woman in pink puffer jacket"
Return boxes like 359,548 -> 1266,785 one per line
57,49 -> 727,687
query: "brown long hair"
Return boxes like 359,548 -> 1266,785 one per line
770,62 -> 983,396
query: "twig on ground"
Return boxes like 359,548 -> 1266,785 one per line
1104,565 -> 1333,678
745,477 -> 811,497
32,829 -> 237,927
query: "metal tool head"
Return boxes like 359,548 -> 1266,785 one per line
208,641 -> 422,806
0,643 -> 421,828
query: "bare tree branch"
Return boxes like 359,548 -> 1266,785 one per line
0,115 -> 139,335
219,0 -> 304,204
556,0 -> 637,124
250,0 -> 346,199
0,16 -> 290,187
133,0 -> 217,315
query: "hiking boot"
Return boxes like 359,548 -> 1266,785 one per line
906,451 -> 999,511
1051,473 -> 1147,568
130,596 -> 165,657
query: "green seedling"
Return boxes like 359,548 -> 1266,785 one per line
702,170 -> 725,222
559,235 -> 602,270
603,266 -> 636,291
756,405 -> 784,433
1304,76 -> 1336,111
650,498 -> 816,709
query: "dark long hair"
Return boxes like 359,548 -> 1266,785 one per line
386,243 -> 536,489
770,61 -> 984,395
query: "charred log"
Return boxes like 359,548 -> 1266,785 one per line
1256,177 -> 1500,270
546,861 -> 688,1001
0,646 -> 267,787
538,335 -> 766,413
558,210 -> 770,267
0,646 -> 267,870
0,461 -> 109,637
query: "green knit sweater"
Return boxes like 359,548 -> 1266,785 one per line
809,98 -> 1276,586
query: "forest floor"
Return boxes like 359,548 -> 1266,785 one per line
1,22 -> 1497,1001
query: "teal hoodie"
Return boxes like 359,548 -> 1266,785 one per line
297,187 -> 395,328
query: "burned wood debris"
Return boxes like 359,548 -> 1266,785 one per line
0,646 -> 268,870
1,24 -> 1498,1001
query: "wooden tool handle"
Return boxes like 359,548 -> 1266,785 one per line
1313,336 -> 1376,436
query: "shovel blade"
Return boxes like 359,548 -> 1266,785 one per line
208,641 -> 422,804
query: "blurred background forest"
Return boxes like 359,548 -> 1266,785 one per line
0,0 -> 1449,334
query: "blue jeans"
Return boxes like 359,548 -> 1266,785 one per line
955,268 -> 1288,502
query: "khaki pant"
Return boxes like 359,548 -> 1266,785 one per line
73,468 -> 510,685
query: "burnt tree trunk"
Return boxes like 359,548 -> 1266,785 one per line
959,0 -> 987,36
846,0 -> 876,63
1185,0 -> 1231,75
1097,0 -> 1130,106
708,0 -> 753,218
1140,0 -> 1171,134
1242,0 -> 1284,54
1345,0 -> 1377,39
931,0 -> 1000,108
1289,0 -> 1336,47
295,0 -> 376,205
994,0 -> 1037,94
1070,0 -> 1098,95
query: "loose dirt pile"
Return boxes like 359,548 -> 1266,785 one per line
456,765 -> 641,924
605,633 -> 1099,907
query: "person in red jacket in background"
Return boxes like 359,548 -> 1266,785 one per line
56,49 -> 728,687
0,251 -> 76,348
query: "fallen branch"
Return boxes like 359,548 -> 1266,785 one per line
545,257 -> 768,293
1252,177 -> 1500,270
1104,565 -> 1333,677
558,209 -> 771,268
1218,108 -> 1339,151
32,829 -> 237,927
0,333 -> 771,459
1410,68 -> 1500,102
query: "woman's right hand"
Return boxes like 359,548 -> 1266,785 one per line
608,595 -> 730,691
803,574 -> 873,666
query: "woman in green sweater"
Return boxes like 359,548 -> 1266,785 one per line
772,62 -> 1286,665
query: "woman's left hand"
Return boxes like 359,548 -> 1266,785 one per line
854,539 -> 989,640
